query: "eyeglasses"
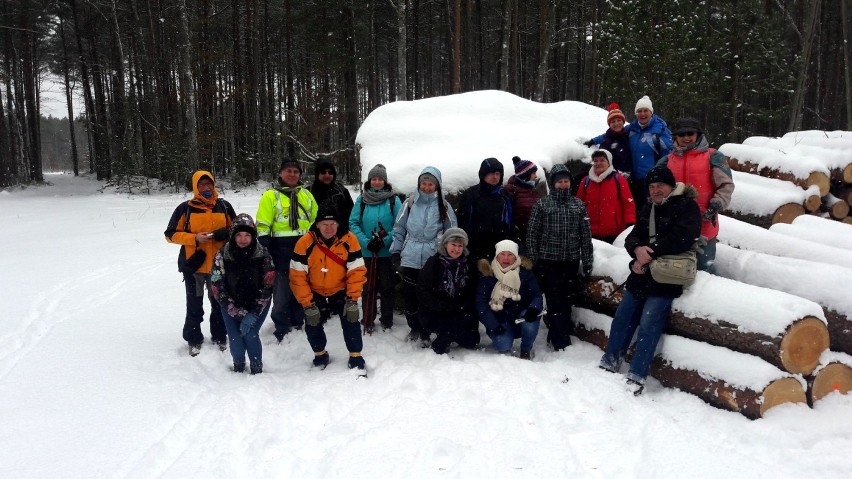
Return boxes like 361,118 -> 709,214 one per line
319,170 -> 334,175
676,131 -> 697,137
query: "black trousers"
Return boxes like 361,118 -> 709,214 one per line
421,309 -> 480,351
182,271 -> 226,346
400,266 -> 421,331
534,259 -> 579,350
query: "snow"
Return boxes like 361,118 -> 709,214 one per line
718,142 -> 830,179
4,88 -> 852,477
770,215 -> 852,252
728,170 -> 820,216
743,136 -> 852,171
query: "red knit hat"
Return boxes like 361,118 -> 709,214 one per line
606,103 -> 626,125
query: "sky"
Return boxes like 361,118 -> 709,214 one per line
3,90 -> 852,478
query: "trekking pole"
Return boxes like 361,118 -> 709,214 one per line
363,254 -> 378,335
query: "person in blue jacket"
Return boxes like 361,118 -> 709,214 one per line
625,95 -> 672,203
390,166 -> 457,343
476,239 -> 544,360
349,164 -> 403,331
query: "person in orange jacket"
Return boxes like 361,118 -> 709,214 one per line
164,171 -> 236,356
290,202 -> 368,371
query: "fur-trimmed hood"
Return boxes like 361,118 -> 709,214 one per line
477,256 -> 533,277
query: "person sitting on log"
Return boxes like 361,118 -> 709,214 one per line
599,166 -> 701,396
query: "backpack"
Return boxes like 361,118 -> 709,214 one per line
583,171 -> 623,199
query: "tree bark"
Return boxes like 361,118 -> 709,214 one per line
58,17 -> 80,177
177,0 -> 199,170
788,0 -> 821,132
451,0 -> 461,93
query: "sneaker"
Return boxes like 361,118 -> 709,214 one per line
188,343 -> 202,357
233,362 -> 246,373
313,352 -> 330,369
520,350 -> 532,360
216,340 -> 228,352
626,378 -> 645,396
348,355 -> 366,370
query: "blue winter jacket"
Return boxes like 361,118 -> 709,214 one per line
476,260 -> 544,333
626,115 -> 673,180
390,166 -> 457,269
349,191 -> 403,258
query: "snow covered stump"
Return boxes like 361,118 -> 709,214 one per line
807,352 -> 852,404
574,308 -> 808,420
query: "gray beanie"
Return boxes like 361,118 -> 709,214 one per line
367,164 -> 388,183
438,227 -> 469,257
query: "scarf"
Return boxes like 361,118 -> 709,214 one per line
361,188 -> 396,206
439,255 -> 468,298
587,164 -> 614,183
489,256 -> 522,311
274,179 -> 303,231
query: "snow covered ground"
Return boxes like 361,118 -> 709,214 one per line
1,172 -> 851,479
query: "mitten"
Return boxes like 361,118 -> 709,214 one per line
212,227 -> 230,241
240,313 -> 258,336
583,139 -> 595,147
523,308 -> 541,322
345,299 -> 360,323
367,236 -> 384,254
391,253 -> 402,274
702,203 -> 720,227
304,305 -> 322,326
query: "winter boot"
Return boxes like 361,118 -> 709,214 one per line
188,343 -> 202,357
348,354 -> 366,370
599,354 -> 622,373
520,350 -> 532,360
407,328 -> 421,342
216,340 -> 228,352
233,362 -> 246,373
626,378 -> 645,396
250,362 -> 263,375
313,351 -> 330,369
380,318 -> 393,330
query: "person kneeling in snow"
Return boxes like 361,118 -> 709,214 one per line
211,214 -> 275,374
599,166 -> 700,395
417,228 -> 480,355
476,240 -> 544,360
290,202 -> 368,370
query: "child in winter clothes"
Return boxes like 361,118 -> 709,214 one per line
390,166 -> 457,343
584,103 -> 633,176
476,240 -> 543,359
576,149 -> 636,243
349,164 -> 403,331
503,156 -> 547,253
418,228 -> 480,355
290,203 -> 368,370
526,163 -> 594,350
211,214 -> 275,374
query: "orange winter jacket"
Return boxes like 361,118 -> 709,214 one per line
164,170 -> 236,274
289,230 -> 367,307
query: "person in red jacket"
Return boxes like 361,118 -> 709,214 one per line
576,150 -> 636,244
656,118 -> 734,273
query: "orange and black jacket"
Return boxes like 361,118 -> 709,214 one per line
289,224 -> 367,307
164,170 -> 236,275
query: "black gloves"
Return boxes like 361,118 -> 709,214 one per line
583,139 -> 595,147
702,203 -> 720,227
523,309 -> 541,322
212,227 -> 230,241
184,249 -> 207,274
391,253 -> 402,274
367,236 -> 384,254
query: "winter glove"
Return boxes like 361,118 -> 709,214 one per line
184,249 -> 207,274
367,236 -> 384,254
702,203 -> 720,227
345,299 -> 360,323
583,139 -> 595,147
227,303 -> 248,319
240,313 -> 258,336
391,253 -> 402,274
212,227 -> 230,241
304,304 -> 322,327
523,308 -> 542,322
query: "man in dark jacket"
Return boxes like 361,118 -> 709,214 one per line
599,166 -> 701,395
456,158 -> 516,262
309,160 -> 355,221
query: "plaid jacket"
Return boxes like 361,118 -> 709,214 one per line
526,188 -> 593,266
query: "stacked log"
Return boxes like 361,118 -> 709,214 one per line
573,308 -> 807,420
822,194 -> 850,220
719,143 -> 831,196
716,215 -> 852,270
725,171 -> 815,226
769,215 -> 852,252
745,135 -> 852,186
713,243 -> 852,356
807,352 -> 852,404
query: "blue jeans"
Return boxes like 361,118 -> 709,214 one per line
488,318 -> 541,353
304,292 -> 363,355
270,270 -> 304,335
602,290 -> 673,382
698,238 -> 717,274
221,304 -> 270,370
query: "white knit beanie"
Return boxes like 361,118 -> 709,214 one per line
635,95 -> 654,114
494,239 -> 519,258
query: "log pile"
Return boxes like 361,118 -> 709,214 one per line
807,353 -> 852,404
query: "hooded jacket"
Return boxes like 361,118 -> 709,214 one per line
390,166 -> 458,269
456,158 -> 515,259
624,183 -> 702,298
309,161 -> 355,221
164,170 -> 236,274
626,115 -> 673,180
576,163 -> 636,240
656,134 -> 734,240
210,239 -> 275,318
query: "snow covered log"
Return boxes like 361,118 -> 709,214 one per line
725,171 -> 812,227
714,243 -> 852,356
769,215 -> 852,252
719,143 -> 831,196
574,308 -> 808,420
577,274 -> 829,375
834,186 -> 852,206
743,136 -> 852,186
807,352 -> 852,404
716,215 -> 852,270
820,194 -> 850,220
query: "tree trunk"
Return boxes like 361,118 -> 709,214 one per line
391,0 -> 409,101
843,0 -> 852,130
722,145 -> 831,196
788,1 -> 821,132
58,18 -> 80,177
177,0 -> 199,170
821,194 -> 850,220
451,0 -> 461,93
499,0 -> 513,91
21,8 -> 42,182
533,0 -> 554,102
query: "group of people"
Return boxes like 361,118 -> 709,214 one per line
163,96 -> 734,395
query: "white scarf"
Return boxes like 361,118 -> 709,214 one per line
587,164 -> 614,183
489,256 -> 522,311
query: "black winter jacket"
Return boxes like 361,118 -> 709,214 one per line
456,182 -> 516,260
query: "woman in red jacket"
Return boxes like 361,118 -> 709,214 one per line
576,150 -> 636,244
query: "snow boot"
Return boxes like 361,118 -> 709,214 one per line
598,355 -> 621,373
216,340 -> 228,352
520,350 -> 532,360
250,362 -> 263,375
313,351 -> 330,369
188,343 -> 202,357
626,378 -> 645,396
233,362 -> 246,373
348,354 -> 366,370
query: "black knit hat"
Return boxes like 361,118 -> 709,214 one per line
279,158 -> 302,174
315,160 -> 337,179
315,201 -> 341,224
478,158 -> 504,182
672,117 -> 702,136
645,166 -> 676,188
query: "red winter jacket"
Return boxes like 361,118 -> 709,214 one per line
576,167 -> 636,240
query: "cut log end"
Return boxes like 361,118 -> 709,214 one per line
843,217 -> 852,225
810,362 -> 852,403
803,195 -> 822,212
843,164 -> 852,184
760,377 -> 807,416
779,316 -> 830,375
771,203 -> 805,225
806,171 -> 831,196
